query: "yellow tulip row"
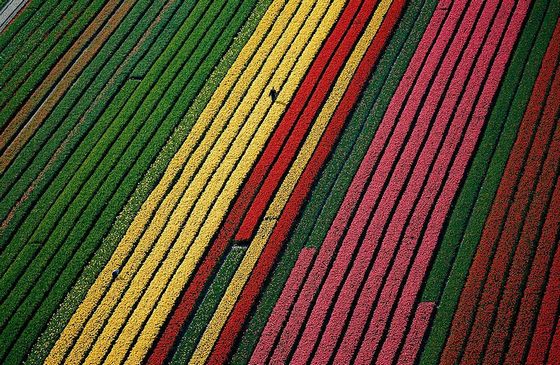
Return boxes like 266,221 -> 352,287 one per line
121,2 -> 349,363
45,0 -> 289,363
47,0 -> 346,364
189,0 -> 393,363
112,2 -> 347,363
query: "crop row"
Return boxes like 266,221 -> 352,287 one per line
0,0 -> 106,124
437,5 -> 560,363
169,246 -> 246,365
0,0 -> 146,173
49,1 -> 347,363
26,0 -> 274,363
1,0 -> 553,363
0,0 -> 195,237
192,0 -> 399,362
0,0 -> 182,360
220,1 -> 409,363
121,2 -> 351,363
0,0 -> 173,283
233,0 -> 386,242
1,0 -> 226,332
31,0 -> 259,362
81,2 -> 270,363
0,0 -> 210,270
419,0 -> 557,362
0,0 -> 79,130
43,0 -> 286,356
230,0 -> 437,361
0,0 -> 261,362
278,0 -> 532,362
0,0 -> 155,219
0,0 -> 76,82
234,3 -> 434,360
0,0 -> 55,67
248,247 -> 316,364
231,0 -> 516,358
148,0 -> 386,357
88,0 -> 328,354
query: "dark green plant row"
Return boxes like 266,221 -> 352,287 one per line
0,79 -> 139,363
0,0 -> 223,326
0,0 -> 107,122
0,0 -> 73,79
0,0 -> 53,61
231,0 -> 438,362
418,0 -> 558,363
24,0 -> 271,362
0,0 -> 263,363
0,0 -> 181,247
0,0 -> 172,337
0,0 -> 80,131
0,0 -> 193,353
0,0 -> 180,273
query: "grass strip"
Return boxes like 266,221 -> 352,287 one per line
0,0 -> 77,129
0,0 -> 193,243
0,81 -> 139,364
0,0 -> 212,270
0,0 -> 153,207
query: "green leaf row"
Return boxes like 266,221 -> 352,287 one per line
0,0 -> 183,247
0,0 -> 227,328
0,0 -> 53,60
171,246 -> 247,365
0,0 -> 69,73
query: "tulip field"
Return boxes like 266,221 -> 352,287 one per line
0,0 -> 558,364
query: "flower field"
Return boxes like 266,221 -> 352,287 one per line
0,0 -> 558,364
